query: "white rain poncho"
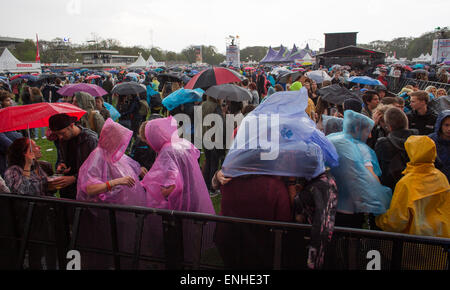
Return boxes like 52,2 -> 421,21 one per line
222,88 -> 339,179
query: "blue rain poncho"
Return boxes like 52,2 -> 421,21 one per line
327,110 -> 392,215
222,88 -> 339,179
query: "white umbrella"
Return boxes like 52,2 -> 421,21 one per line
306,70 -> 332,83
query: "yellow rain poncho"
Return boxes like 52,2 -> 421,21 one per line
376,136 -> 450,238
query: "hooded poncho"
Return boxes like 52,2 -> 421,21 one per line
327,110 -> 392,215
428,110 -> 450,180
141,116 -> 214,214
74,91 -> 105,136
376,136 -> 450,238
222,88 -> 338,179
141,116 -> 215,262
77,118 -> 147,206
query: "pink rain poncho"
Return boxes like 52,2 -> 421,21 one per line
141,116 -> 214,214
141,116 -> 215,263
77,118 -> 147,206
76,119 -> 159,269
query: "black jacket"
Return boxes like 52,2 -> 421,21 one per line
407,109 -> 437,135
374,129 -> 418,191
57,126 -> 98,199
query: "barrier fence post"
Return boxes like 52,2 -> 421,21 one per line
391,239 -> 404,270
162,215 -> 184,270
108,209 -> 121,270
272,229 -> 284,270
69,207 -> 83,250
191,221 -> 205,270
54,205 -> 70,270
17,201 -> 35,270
132,213 -> 146,269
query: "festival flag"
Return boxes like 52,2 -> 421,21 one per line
36,34 -> 40,62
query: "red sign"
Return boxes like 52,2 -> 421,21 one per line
16,64 -> 33,68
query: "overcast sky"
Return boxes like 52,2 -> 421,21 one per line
1,0 -> 448,53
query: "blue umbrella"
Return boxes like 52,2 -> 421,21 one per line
103,102 -> 121,122
79,68 -> 89,73
0,76 -> 7,80
347,76 -> 382,86
162,88 -> 204,111
19,75 -> 39,82
412,64 -> 425,69
154,68 -> 164,73
108,70 -> 119,74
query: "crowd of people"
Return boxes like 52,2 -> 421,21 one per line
0,62 -> 449,269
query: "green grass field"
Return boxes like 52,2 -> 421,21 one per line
35,138 -> 222,213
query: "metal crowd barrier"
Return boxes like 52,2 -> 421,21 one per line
0,193 -> 449,270
386,76 -> 450,94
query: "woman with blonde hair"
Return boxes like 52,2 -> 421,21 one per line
425,86 -> 437,99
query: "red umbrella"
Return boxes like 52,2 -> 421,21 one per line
184,67 -> 245,90
403,65 -> 413,72
9,74 -> 24,81
85,75 -> 101,80
0,103 -> 86,133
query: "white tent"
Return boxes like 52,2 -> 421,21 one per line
146,55 -> 156,66
128,53 -> 147,69
0,48 -> 41,73
385,55 -> 399,63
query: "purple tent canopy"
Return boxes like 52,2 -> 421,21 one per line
57,83 -> 108,97
260,47 -> 278,63
280,44 -> 298,62
271,45 -> 287,63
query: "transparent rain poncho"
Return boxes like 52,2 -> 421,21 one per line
326,110 -> 392,215
76,119 -> 155,268
141,116 -> 215,214
222,88 -> 339,179
141,117 -> 215,262
77,118 -> 147,206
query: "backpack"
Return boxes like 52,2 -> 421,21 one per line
138,99 -> 149,117
88,110 -> 102,134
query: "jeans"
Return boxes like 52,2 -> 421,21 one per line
33,127 -> 46,138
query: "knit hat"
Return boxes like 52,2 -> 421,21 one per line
49,113 -> 77,131
343,99 -> 363,113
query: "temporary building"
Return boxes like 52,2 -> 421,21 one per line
0,48 -> 41,73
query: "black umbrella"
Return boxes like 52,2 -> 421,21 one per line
318,84 -> 361,105
180,75 -> 191,85
205,84 -> 252,102
277,71 -> 302,83
157,73 -> 182,83
111,82 -> 146,95
411,69 -> 429,75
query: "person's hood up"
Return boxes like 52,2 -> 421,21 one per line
404,135 -> 436,164
387,129 -> 418,151
289,81 -> 302,91
343,109 -> 374,142
433,109 -> 450,135
267,86 -> 276,96
98,118 -> 132,163
145,116 -> 180,153
75,91 -> 96,111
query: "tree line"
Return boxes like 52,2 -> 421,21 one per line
8,28 -> 449,65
